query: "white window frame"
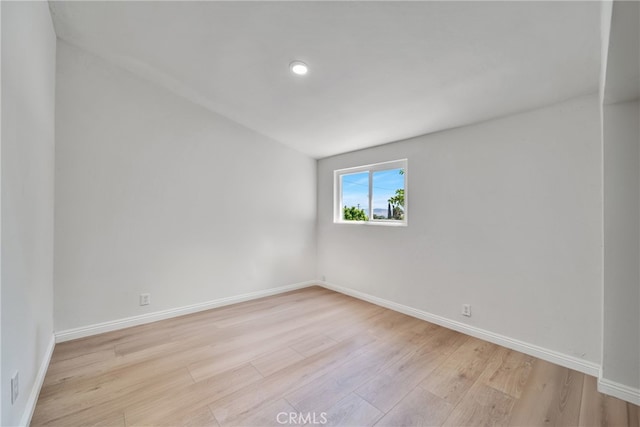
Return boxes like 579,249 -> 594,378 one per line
334,159 -> 408,226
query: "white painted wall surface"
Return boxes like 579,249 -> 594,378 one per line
1,2 -> 56,425
54,42 -> 316,331
1,4 -> 3,422
602,100 -> 640,391
318,95 -> 602,364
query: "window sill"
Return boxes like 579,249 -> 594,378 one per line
333,220 -> 407,227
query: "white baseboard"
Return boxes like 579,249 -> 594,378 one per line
598,371 -> 640,405
55,281 -> 317,343
319,281 -> 600,377
20,334 -> 55,427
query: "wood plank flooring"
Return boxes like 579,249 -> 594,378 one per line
32,286 -> 639,426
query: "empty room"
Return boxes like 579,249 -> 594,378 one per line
2,0 -> 639,426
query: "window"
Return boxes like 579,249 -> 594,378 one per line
334,159 -> 407,225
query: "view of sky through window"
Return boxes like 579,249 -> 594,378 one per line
341,171 -> 369,214
341,168 -> 404,220
372,168 -> 404,219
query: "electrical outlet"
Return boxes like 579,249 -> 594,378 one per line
11,371 -> 19,405
139,293 -> 151,306
321,275 -> 326,282
462,304 -> 472,317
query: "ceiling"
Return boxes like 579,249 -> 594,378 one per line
49,1 -> 602,159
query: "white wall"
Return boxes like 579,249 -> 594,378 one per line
318,95 -> 602,365
54,41 -> 317,331
1,4 -> 3,422
1,2 -> 56,425
602,100 -> 640,392
599,0 -> 640,402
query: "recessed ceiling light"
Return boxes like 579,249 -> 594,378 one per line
289,61 -> 308,76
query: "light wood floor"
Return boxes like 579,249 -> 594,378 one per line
33,286 -> 639,427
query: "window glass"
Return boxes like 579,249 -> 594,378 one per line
334,159 -> 407,225
341,171 -> 369,221
372,168 -> 405,221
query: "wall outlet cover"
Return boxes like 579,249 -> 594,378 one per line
11,371 -> 19,404
462,304 -> 472,317
139,293 -> 151,306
